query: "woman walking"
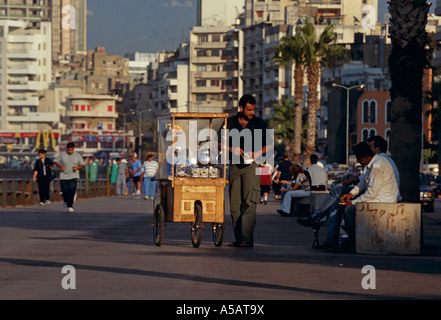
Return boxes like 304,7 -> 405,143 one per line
33,149 -> 54,205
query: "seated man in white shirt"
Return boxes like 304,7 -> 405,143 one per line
332,141 -> 399,251
308,154 -> 328,191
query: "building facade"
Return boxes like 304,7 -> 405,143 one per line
0,20 -> 55,155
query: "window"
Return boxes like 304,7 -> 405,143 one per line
196,94 -> 206,102
197,49 -> 208,57
212,34 -> 221,42
362,128 -> 376,141
196,80 -> 206,87
108,105 -> 113,112
386,130 -> 391,154
197,65 -> 207,72
362,100 -> 377,123
386,100 -> 392,123
107,123 -> 113,130
81,105 -> 86,111
198,35 -> 208,44
211,80 -> 220,87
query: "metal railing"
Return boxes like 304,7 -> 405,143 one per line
0,165 -> 116,208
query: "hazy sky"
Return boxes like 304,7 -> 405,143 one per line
86,0 -> 428,56
87,0 -> 197,55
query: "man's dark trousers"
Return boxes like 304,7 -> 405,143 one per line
229,162 -> 261,245
60,179 -> 78,208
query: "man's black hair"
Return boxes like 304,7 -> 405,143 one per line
38,149 -> 47,154
67,142 -> 75,149
353,141 -> 375,158
310,154 -> 318,164
239,94 -> 256,108
368,135 -> 388,153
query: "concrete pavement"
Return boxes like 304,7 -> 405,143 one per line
0,192 -> 440,301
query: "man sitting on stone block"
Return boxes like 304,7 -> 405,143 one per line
323,141 -> 399,252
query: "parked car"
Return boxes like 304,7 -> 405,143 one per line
420,172 -> 435,212
425,174 -> 441,198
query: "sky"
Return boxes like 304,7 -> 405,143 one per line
87,0 -> 197,55
86,0 -> 429,57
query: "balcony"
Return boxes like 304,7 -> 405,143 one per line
7,49 -> 39,59
7,80 -> 41,91
8,65 -> 40,75
7,96 -> 39,106
67,110 -> 118,119
7,112 -> 60,123
191,71 -> 227,79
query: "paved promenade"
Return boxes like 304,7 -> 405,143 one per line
1,192 -> 441,302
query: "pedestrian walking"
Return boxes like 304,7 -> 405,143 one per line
142,154 -> 159,200
54,142 -> 85,213
130,153 -> 142,196
223,94 -> 269,248
259,162 -> 272,205
32,149 -> 54,206
115,158 -> 129,197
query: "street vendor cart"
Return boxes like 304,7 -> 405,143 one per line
153,113 -> 228,247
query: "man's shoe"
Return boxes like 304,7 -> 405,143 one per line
315,241 -> 339,252
228,242 -> 239,247
240,243 -> 253,248
39,202 -> 45,206
68,207 -> 74,213
297,217 -> 320,229
277,209 -> 289,216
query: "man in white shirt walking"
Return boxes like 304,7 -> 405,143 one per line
54,142 -> 85,213
142,154 -> 159,200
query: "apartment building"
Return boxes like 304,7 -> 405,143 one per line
244,0 -> 378,27
189,25 -> 240,113
241,0 -> 381,120
85,47 -> 131,96
0,0 -> 51,28
66,94 -> 123,155
0,0 -> 87,62
148,45 -> 189,114
197,0 -> 245,27
51,0 -> 88,60
124,52 -> 157,85
0,20 -> 55,154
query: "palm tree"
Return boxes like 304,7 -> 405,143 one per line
269,98 -> 297,160
300,19 -> 349,165
272,33 -> 305,162
388,0 -> 431,203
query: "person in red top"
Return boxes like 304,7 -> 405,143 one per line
260,162 -> 273,205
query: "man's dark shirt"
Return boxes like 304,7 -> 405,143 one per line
277,160 -> 293,181
220,113 -> 268,169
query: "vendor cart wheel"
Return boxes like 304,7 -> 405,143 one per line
191,202 -> 203,248
153,204 -> 165,246
212,223 -> 225,247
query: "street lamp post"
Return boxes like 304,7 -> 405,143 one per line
118,111 -> 135,154
138,109 -> 150,159
332,83 -> 365,166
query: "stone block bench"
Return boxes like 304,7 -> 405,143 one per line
355,202 -> 421,255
